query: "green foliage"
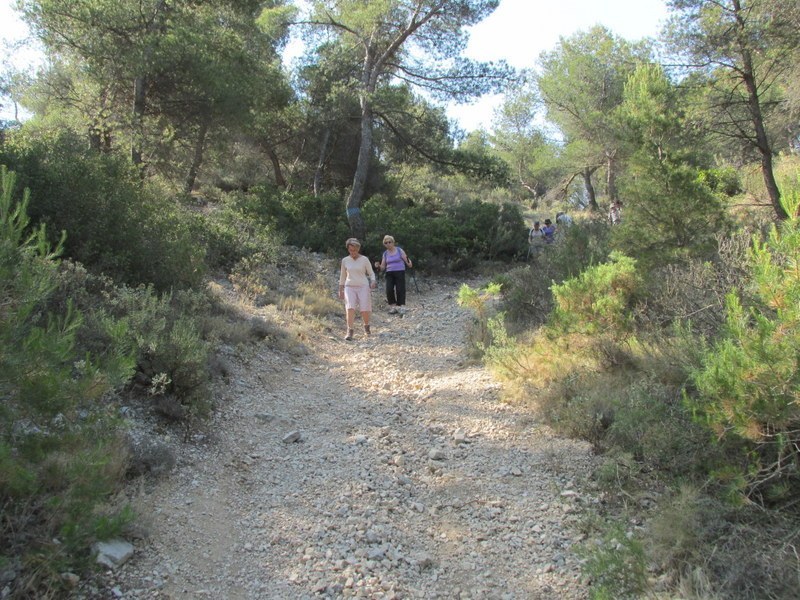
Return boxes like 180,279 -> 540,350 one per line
615,155 -> 729,267
499,217 -> 613,330
776,163 -> 800,218
604,379 -> 709,473
457,283 -> 503,356
0,167 -> 133,596
699,165 -> 742,197
188,189 -> 288,271
551,252 -> 640,336
100,286 -> 214,418
363,195 -> 527,270
614,63 -> 731,267
688,218 -> 800,503
581,523 -> 647,599
0,128 -> 205,290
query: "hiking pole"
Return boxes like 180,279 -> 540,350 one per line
407,256 -> 420,293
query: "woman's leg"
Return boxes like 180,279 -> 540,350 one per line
395,271 -> 407,306
385,272 -> 398,306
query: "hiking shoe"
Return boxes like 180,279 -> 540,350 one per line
388,306 -> 398,314
364,324 -> 371,335
344,329 -> 354,341
398,307 -> 406,315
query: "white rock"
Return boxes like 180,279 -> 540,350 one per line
282,430 -> 302,443
93,540 -> 134,569
428,448 -> 446,461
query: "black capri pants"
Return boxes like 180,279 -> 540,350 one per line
385,270 -> 407,306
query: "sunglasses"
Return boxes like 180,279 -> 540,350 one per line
383,241 -> 393,245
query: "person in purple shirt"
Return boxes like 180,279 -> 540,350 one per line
542,219 -> 556,243
374,235 -> 412,315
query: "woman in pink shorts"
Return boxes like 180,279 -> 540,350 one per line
338,238 -> 377,341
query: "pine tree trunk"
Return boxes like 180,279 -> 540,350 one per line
583,168 -> 599,210
734,0 -> 787,220
347,99 -> 373,240
313,129 -> 331,197
184,120 -> 209,195
266,147 -> 287,188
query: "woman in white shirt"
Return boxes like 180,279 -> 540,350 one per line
338,238 -> 377,341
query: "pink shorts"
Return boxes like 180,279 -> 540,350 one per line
344,285 -> 372,312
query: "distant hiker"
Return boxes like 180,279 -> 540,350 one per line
374,235 -> 412,315
556,211 -> 573,227
527,221 -> 545,259
609,200 -> 622,225
542,219 -> 556,244
338,238 -> 377,341
529,221 -> 545,244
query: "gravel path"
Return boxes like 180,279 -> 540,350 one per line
110,267 -> 598,600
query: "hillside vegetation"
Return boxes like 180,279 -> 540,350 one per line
1,0 -> 799,598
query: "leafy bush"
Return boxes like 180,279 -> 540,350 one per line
580,523 -> 647,599
615,154 -> 730,268
0,129 -> 205,290
603,379 -> 710,474
98,286 -> 214,420
687,218 -> 800,504
189,191 -> 286,272
226,186 -> 347,254
551,252 -> 641,336
0,167 -> 134,597
363,196 -> 528,270
456,282 -> 503,357
500,216 -> 612,330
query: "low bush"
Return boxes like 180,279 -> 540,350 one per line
687,218 -> 800,505
0,168 -> 134,597
499,216 -> 612,330
551,252 -> 641,337
0,129 -> 205,290
364,196 -> 528,269
224,186 -> 346,255
456,283 -> 503,357
580,522 -> 648,599
634,232 -> 753,339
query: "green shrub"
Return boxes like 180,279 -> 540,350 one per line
102,286 -> 214,419
500,216 -> 612,330
581,523 -> 648,599
687,218 -> 800,504
457,283 -> 503,357
188,192 -> 286,272
363,196 -> 528,269
604,379 -> 710,475
0,129 -> 205,290
227,186 -> 346,254
0,167 -> 134,596
551,252 -> 641,336
615,154 -> 730,268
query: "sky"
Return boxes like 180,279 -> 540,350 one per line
1,0 -> 670,129
448,0 -> 670,130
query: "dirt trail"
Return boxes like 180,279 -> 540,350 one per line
111,267 -> 598,600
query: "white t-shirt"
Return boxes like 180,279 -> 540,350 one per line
339,255 -> 376,287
